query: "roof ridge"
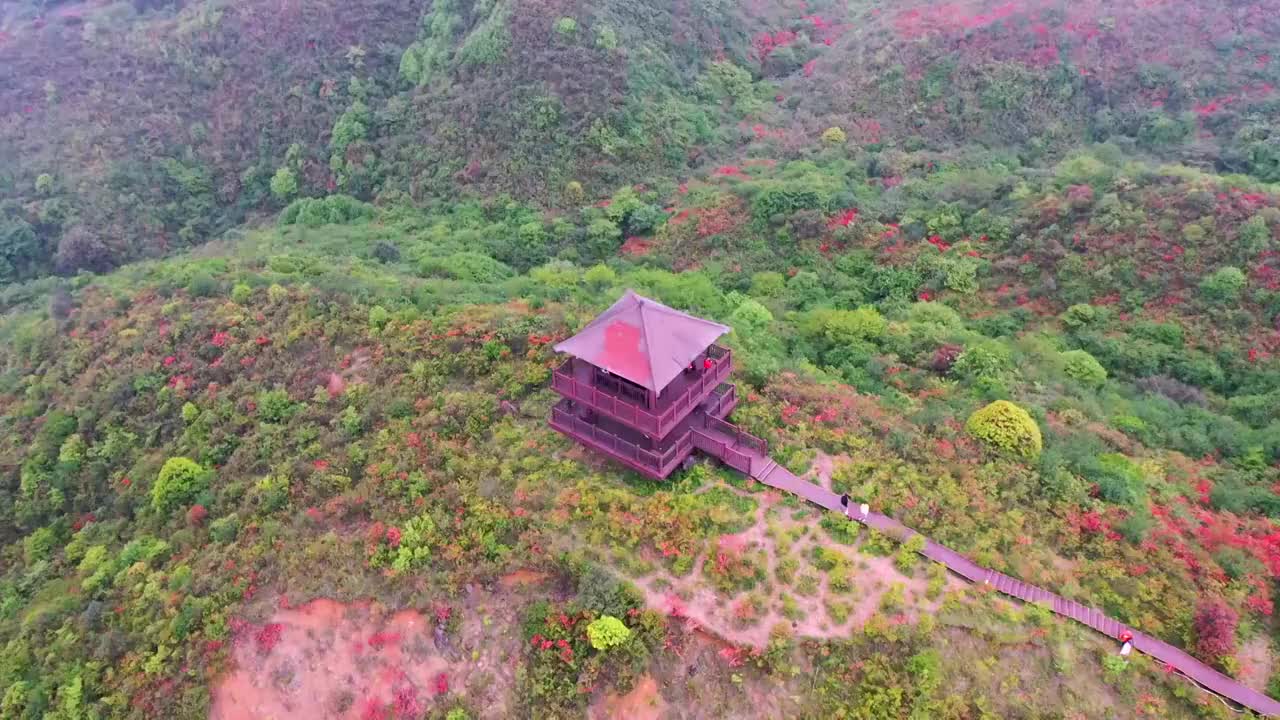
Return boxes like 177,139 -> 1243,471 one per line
636,299 -> 659,394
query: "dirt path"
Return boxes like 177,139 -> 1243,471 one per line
628,470 -> 946,649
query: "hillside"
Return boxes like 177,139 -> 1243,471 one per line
1,0 -> 1280,718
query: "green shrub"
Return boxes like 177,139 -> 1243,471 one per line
952,343 -> 1010,382
1062,349 -> 1107,386
583,264 -> 616,289
1061,304 -> 1101,329
369,305 -> 391,330
1200,266 -> 1246,304
595,24 -> 618,50
585,218 -> 622,258
1090,453 -> 1147,506
256,389 -> 297,423
269,167 -> 298,201
553,17 -> 577,36
187,271 -> 219,298
152,458 -> 208,514
209,514 -> 239,543
24,526 -> 58,564
279,195 -> 374,227
966,400 -> 1043,459
420,252 -> 514,283
750,271 -> 786,297
821,127 -> 847,145
586,615 -> 631,650
230,283 -> 253,304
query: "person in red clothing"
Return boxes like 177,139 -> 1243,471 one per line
703,356 -> 714,371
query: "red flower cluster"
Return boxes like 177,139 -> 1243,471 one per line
620,236 -> 654,256
392,687 -> 420,717
719,646 -> 748,667
827,208 -> 858,229
527,333 -> 555,346
367,632 -> 400,650
255,623 -> 284,654
752,30 -> 797,62
211,331 -> 230,347
187,504 -> 208,526
696,207 -> 740,238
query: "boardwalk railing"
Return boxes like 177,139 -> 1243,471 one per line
702,414 -> 767,454
691,428 -> 756,475
690,414 -> 768,476
744,457 -> 1280,717
551,345 -> 731,437
549,400 -> 693,478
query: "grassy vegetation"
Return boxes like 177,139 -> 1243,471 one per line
2,0 -> 1280,717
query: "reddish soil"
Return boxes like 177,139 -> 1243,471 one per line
211,599 -> 448,720
1238,635 -> 1275,692
498,568 -> 550,588
591,674 -> 665,720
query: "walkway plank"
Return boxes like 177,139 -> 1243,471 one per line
740,453 -> 1280,717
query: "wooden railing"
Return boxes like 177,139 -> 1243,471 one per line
702,414 -> 767,454
689,413 -> 768,476
705,383 -> 737,418
549,401 -> 693,477
551,345 -> 732,437
690,429 -> 749,475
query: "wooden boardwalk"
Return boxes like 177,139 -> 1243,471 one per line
694,427 -> 1280,716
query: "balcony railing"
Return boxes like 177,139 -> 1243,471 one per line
691,413 -> 768,476
549,400 -> 694,479
704,383 -> 738,419
551,345 -> 732,438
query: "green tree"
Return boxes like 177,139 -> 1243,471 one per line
270,167 -> 298,201
586,615 -> 631,650
821,127 -> 847,145
585,218 -> 622,258
729,298 -> 773,335
966,400 -> 1042,459
553,17 -> 577,36
152,458 -> 209,514
583,264 -> 616,289
1062,349 -> 1107,386
1200,266 -> 1246,304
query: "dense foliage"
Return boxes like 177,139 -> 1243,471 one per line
2,0 -> 1280,717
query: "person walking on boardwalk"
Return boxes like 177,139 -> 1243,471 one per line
840,493 -> 851,518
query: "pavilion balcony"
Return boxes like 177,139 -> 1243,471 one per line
549,399 -> 695,479
551,345 -> 732,439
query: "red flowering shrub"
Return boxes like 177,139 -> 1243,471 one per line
930,344 -> 963,373
255,623 -> 284,654
1192,598 -> 1238,667
186,504 -> 208,526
